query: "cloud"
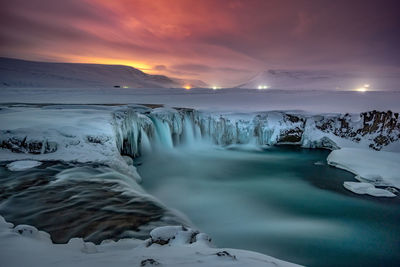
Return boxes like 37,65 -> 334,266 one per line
171,64 -> 212,73
153,65 -> 167,71
1,0 -> 399,86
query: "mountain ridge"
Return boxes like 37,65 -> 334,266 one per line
0,57 -> 208,89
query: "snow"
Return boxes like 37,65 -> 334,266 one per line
0,57 -> 208,89
0,216 -> 300,267
327,148 -> 400,197
6,160 -> 42,171
0,105 -> 141,180
236,69 -> 400,91
1,87 -> 400,114
343,182 -> 396,197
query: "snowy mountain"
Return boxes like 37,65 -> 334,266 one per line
236,69 -> 400,90
0,57 -> 208,89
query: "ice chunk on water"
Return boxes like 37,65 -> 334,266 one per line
7,160 -> 42,171
343,182 -> 396,197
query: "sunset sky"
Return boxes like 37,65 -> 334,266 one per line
1,0 -> 399,86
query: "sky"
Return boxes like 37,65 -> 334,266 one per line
0,0 -> 399,87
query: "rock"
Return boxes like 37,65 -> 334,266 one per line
0,136 -> 57,154
215,251 -> 237,260
141,259 -> 160,266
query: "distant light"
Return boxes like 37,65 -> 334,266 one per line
122,85 -> 129,88
212,86 -> 219,90
356,87 -> 367,92
184,85 -> 191,90
364,84 -> 370,88
258,85 -> 262,89
258,85 -> 269,90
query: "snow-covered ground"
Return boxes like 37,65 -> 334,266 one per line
328,148 -> 400,196
0,216 -> 299,267
1,87 -> 400,113
0,57 -> 208,89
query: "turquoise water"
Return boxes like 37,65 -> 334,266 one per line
137,146 -> 400,267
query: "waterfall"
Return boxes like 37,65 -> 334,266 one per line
114,107 -> 354,160
152,117 -> 174,149
140,129 -> 152,154
182,114 -> 195,145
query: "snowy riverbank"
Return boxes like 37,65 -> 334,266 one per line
0,216 -> 300,267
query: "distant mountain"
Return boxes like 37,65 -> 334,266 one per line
0,57 -> 208,88
236,69 -> 400,90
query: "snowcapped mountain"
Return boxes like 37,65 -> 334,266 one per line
236,69 -> 400,90
0,57 -> 208,89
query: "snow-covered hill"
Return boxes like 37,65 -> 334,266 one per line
0,57 -> 208,89
237,69 -> 400,90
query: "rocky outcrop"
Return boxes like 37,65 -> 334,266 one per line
315,110 -> 400,150
0,135 -> 57,154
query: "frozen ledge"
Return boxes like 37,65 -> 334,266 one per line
0,216 -> 301,267
327,148 -> 400,197
6,160 -> 42,171
343,182 -> 396,197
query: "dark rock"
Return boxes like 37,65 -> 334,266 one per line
215,251 -> 237,260
141,259 -> 160,266
0,137 -> 57,154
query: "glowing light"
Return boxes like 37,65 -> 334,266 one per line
354,83 -> 371,92
184,85 -> 191,90
212,86 -> 221,90
69,56 -> 152,71
258,85 -> 269,89
122,85 -> 129,88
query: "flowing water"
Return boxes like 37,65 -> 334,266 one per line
137,145 -> 400,267
0,161 -> 188,243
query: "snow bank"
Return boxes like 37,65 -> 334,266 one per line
343,182 -> 396,197
6,160 -> 42,171
0,106 -> 141,180
327,148 -> 400,197
0,216 -> 300,267
327,148 -> 400,189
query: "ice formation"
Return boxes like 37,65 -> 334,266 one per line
6,160 -> 42,171
343,182 -> 396,197
1,104 -> 399,198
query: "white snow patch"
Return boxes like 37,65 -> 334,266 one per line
343,182 -> 396,197
327,148 -> 400,197
7,160 -> 42,171
327,148 -> 400,189
0,216 -> 300,267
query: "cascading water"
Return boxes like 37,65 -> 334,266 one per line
151,117 -> 174,149
140,129 -> 152,154
182,114 -> 196,145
